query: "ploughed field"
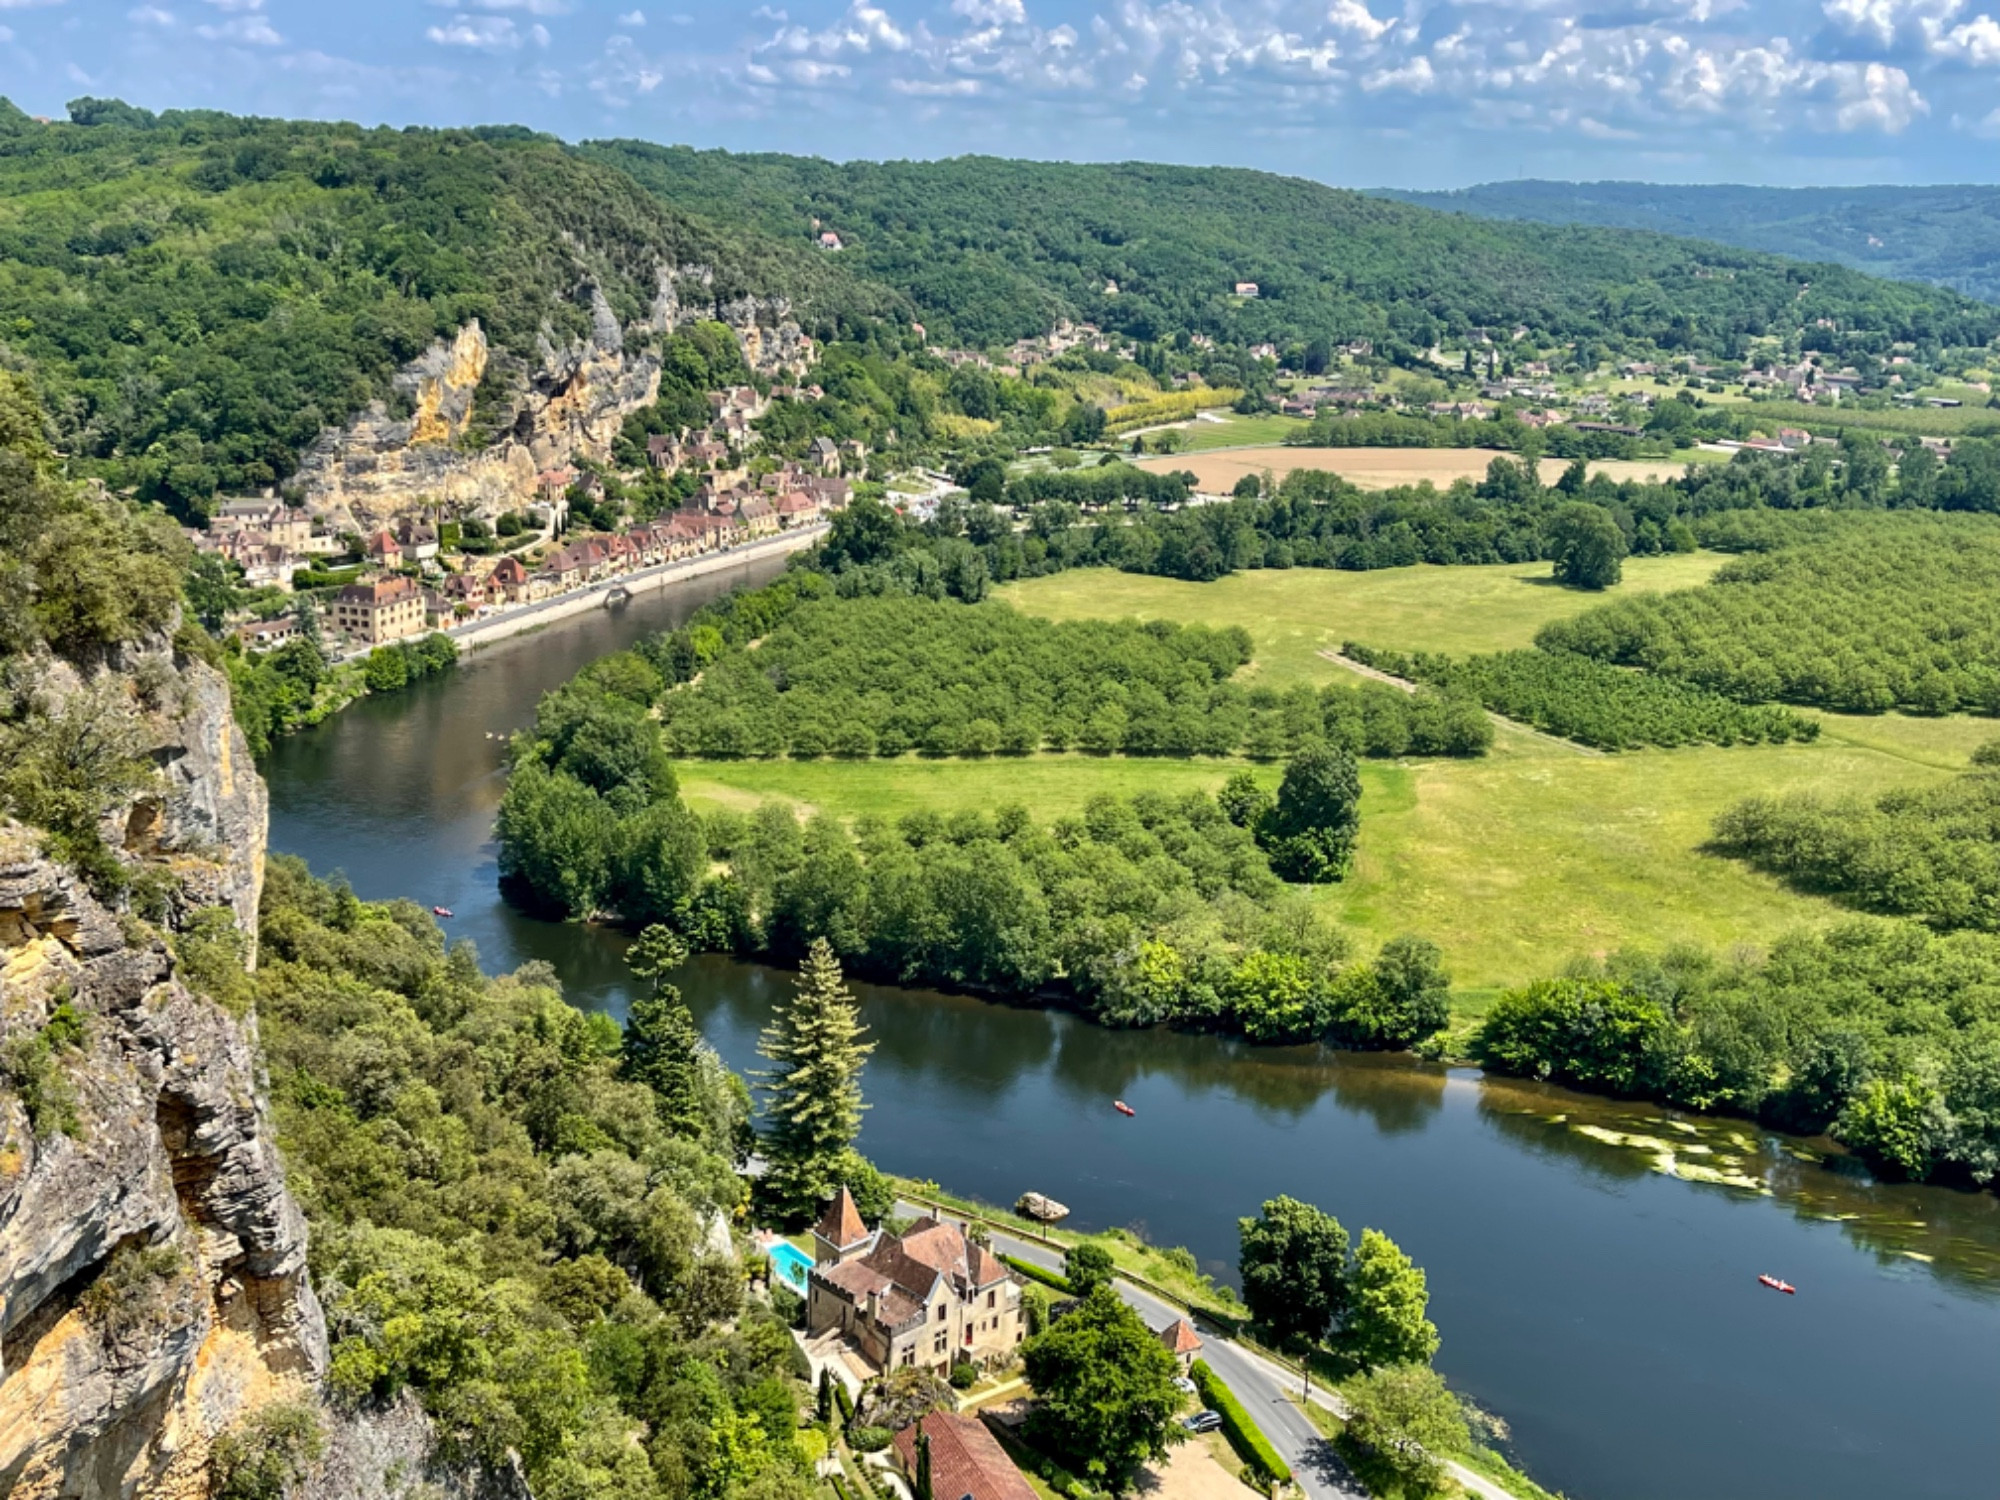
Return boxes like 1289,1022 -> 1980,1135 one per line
676,559 -> 1981,996
1135,444 -> 1694,493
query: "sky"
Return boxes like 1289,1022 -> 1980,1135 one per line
3,0 -> 1999,187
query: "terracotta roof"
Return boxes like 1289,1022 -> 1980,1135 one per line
816,1186 -> 870,1250
1158,1318 -> 1203,1356
338,576 -> 419,606
893,1415 -> 1038,1500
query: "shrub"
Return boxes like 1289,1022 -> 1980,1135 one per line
848,1426 -> 893,1453
1189,1359 -> 1292,1487
210,1401 -> 326,1500
949,1360 -> 978,1390
1000,1253 -> 1074,1295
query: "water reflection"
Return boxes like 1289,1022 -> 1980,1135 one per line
263,560 -> 2000,1500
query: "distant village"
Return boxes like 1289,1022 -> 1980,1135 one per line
200,382 -> 855,657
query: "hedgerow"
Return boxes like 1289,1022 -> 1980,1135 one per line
1190,1360 -> 1292,1487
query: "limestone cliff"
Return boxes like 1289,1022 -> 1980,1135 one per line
0,648 -> 321,1498
291,267 -> 816,527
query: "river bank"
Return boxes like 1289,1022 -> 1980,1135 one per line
262,563 -> 2000,1500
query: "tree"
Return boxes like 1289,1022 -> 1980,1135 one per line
755,938 -> 876,1221
1344,1230 -> 1439,1370
1021,1285 -> 1182,1484
1238,1196 -> 1350,1384
1332,936 -> 1451,1049
1547,502 -> 1626,589
1338,1364 -> 1468,1497
1064,1242 -> 1115,1296
623,926 -> 705,1136
1256,741 -> 1361,884
914,1417 -> 934,1500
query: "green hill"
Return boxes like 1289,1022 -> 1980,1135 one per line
0,100 -> 897,521
1376,180 -> 2000,305
584,142 -> 2000,356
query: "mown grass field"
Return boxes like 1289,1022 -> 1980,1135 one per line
992,554 -> 1726,687
678,560 -> 1990,998
1136,445 -> 1698,494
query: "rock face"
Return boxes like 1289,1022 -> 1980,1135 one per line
0,651 -> 323,1498
291,268 -> 816,528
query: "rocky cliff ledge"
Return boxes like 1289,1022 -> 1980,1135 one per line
291,266 -> 815,528
0,651 -> 321,1498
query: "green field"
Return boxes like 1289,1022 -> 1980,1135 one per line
993,553 -> 1727,688
677,560 -> 1994,995
1154,411 -> 1311,451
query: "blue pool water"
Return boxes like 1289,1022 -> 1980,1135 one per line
769,1241 -> 814,1294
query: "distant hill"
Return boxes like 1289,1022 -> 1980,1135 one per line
1375,181 -> 2000,304
585,143 -> 2000,357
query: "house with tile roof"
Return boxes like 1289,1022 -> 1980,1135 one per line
892,1414 -> 1038,1500
805,1188 -> 1024,1374
1156,1317 -> 1203,1374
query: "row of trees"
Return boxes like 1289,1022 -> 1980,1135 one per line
1342,643 -> 1820,751
1471,920 -> 2000,1186
652,592 -> 1489,762
1539,510 -> 2000,715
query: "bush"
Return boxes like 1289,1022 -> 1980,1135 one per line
210,1401 -> 326,1500
949,1359 -> 978,1390
849,1425 -> 893,1453
1189,1359 -> 1292,1487
1000,1252 -> 1074,1295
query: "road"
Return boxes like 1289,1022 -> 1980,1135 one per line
901,1201 -> 1513,1500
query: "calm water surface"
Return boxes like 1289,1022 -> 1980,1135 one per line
265,561 -> 2000,1500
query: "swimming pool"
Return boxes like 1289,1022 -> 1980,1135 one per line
768,1241 -> 814,1295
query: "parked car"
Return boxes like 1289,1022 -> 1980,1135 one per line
1183,1410 -> 1223,1434
1173,1376 -> 1197,1394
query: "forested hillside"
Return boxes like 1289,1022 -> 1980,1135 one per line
1379,180 -> 2000,305
585,143 -> 2000,356
0,99 -> 896,519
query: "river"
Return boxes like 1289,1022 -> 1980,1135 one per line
264,555 -> 2000,1500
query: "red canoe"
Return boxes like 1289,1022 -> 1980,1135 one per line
1757,1274 -> 1796,1294
1113,1100 -> 1136,1117
432,906 -> 453,918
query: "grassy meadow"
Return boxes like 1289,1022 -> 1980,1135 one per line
676,559 -> 1993,999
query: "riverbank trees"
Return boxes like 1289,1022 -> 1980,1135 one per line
756,939 -> 880,1223
1237,1197 -> 1439,1375
1471,920 -> 2000,1185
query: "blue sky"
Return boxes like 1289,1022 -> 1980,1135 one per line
4,0 -> 1999,187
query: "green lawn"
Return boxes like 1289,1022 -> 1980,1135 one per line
993,555 -> 1726,689
677,560 -> 1990,995
1156,411 -> 1311,452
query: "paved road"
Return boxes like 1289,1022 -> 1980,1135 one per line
901,1202 -> 1366,1500
902,1201 -> 1510,1500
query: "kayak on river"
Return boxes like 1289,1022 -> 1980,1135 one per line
1114,1100 -> 1135,1116
1758,1274 -> 1796,1294
433,906 -> 453,918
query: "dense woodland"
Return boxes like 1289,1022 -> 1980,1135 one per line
1383,180 -> 2000,306
1541,510 -> 2000,714
1474,920 -> 2000,1187
0,100 -> 895,521
586,143 -> 2000,359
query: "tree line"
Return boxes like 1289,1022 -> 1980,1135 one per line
1470,919 -> 2000,1188
1342,643 -> 1819,751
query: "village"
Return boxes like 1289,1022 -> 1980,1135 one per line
198,381 -> 856,659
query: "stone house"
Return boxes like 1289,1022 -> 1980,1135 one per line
1155,1317 -> 1203,1374
805,1189 -> 1024,1375
489,555 -> 532,604
330,575 -> 424,646
809,437 -> 841,474
364,530 -> 403,569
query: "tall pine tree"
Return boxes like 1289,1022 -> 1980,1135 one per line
756,937 -> 876,1221
623,925 -> 705,1136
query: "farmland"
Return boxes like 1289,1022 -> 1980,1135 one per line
1134,445 -> 1697,492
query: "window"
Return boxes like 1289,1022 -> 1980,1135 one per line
987,1291 -> 996,1308
937,1305 -> 947,1322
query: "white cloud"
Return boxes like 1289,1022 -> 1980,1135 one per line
617,8 -> 644,25
1937,12 -> 2000,60
1364,54 -> 1434,90
952,0 -> 1025,22
530,20 -> 549,45
1326,0 -> 1391,42
128,3 -> 173,23
436,0 -> 571,13
892,75 -> 981,93
197,7 -> 280,43
427,13 -> 521,48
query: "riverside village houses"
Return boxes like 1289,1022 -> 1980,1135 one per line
804,1188 -> 1024,1374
